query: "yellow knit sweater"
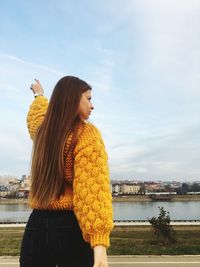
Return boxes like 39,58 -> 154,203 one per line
27,96 -> 114,248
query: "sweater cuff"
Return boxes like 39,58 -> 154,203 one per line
90,233 -> 110,249
33,95 -> 46,101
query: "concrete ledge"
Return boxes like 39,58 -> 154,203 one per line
0,224 -> 26,228
1,220 -> 200,227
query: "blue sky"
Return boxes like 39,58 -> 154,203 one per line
0,0 -> 200,181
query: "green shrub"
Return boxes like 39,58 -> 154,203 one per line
148,206 -> 176,244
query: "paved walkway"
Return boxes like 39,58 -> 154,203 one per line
1,221 -> 200,228
1,220 -> 200,227
108,255 -> 200,266
0,255 -> 200,267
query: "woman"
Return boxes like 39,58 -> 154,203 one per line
20,76 -> 114,267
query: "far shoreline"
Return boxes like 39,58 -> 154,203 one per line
1,194 -> 200,204
113,194 -> 200,202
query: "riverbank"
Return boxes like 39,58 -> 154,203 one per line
1,225 -> 200,256
112,194 -> 200,202
1,194 -> 200,204
109,224 -> 200,255
0,199 -> 28,205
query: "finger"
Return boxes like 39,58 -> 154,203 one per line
35,78 -> 40,84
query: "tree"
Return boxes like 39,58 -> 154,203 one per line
138,184 -> 146,194
190,183 -> 200,192
148,206 -> 176,244
181,183 -> 189,194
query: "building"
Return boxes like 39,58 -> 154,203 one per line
112,184 -> 121,194
0,186 -> 9,198
18,175 -> 31,198
20,175 -> 31,190
145,182 -> 161,192
121,184 -> 140,194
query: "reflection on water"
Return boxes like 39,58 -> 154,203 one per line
0,201 -> 200,222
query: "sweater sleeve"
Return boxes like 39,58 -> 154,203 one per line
73,124 -> 114,248
26,96 -> 49,140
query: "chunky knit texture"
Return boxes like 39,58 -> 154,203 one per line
26,96 -> 114,248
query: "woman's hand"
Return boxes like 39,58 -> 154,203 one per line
93,245 -> 108,267
30,79 -> 44,95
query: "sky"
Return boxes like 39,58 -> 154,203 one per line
0,0 -> 200,182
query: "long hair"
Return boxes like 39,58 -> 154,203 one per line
29,76 -> 91,208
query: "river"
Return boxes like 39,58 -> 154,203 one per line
0,201 -> 199,222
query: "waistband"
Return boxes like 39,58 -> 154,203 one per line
27,209 -> 79,229
32,209 -> 75,215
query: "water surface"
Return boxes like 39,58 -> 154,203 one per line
0,201 -> 199,222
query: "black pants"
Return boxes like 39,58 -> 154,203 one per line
20,209 -> 94,267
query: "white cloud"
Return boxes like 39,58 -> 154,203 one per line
130,0 -> 200,100
0,52 -> 64,176
0,52 -> 64,76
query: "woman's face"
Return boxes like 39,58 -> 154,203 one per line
78,89 -> 94,120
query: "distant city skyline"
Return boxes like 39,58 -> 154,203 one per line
1,1 -> 200,181
0,174 -> 199,184
1,174 -> 200,200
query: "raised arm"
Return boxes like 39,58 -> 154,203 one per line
27,79 -> 49,140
